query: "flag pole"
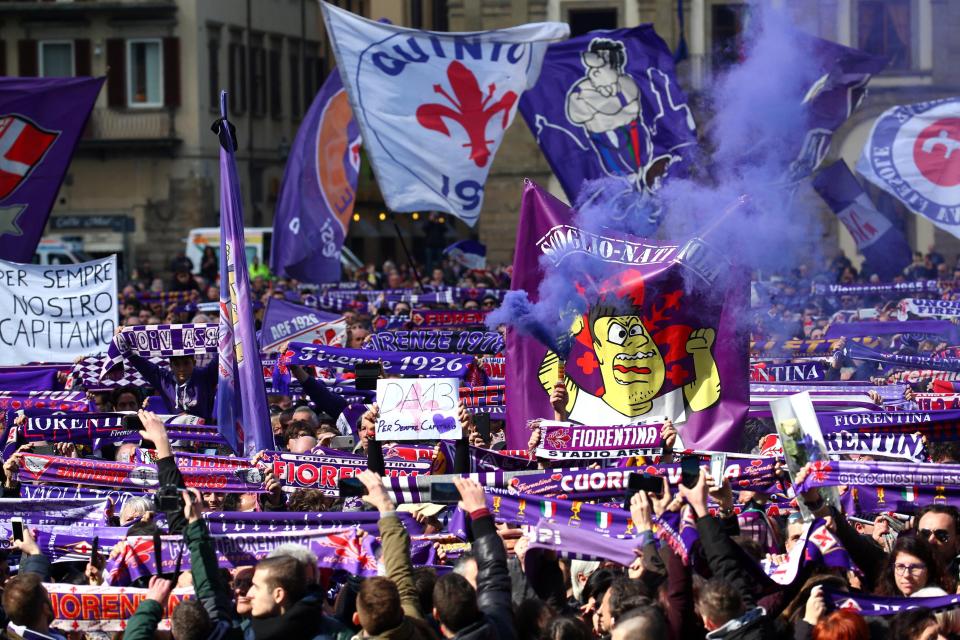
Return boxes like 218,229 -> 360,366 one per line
390,212 -> 426,292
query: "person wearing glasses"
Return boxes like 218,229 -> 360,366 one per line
877,537 -> 955,597
915,505 -> 960,576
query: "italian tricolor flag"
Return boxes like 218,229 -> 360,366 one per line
596,511 -> 612,529
541,501 -> 556,518
902,487 -> 917,501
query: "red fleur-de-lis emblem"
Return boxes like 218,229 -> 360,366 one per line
810,460 -> 832,483
545,428 -> 571,449
416,61 -> 517,167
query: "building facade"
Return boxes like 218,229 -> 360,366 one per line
2,0 -> 959,274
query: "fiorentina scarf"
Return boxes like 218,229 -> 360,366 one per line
824,431 -> 927,461
19,484 -> 145,514
282,342 -> 475,377
818,409 -> 960,438
0,498 -> 110,527
535,421 -> 663,460
824,588 -> 960,616
203,510 -> 424,535
798,460 -> 960,493
107,527 -> 379,586
101,323 -> 220,376
900,298 -> 960,318
46,583 -> 194,632
524,518 -> 639,566
15,453 -> 266,492
849,485 -> 960,514
262,450 -> 431,495
812,280 -> 939,296
0,390 -> 89,412
843,342 -> 960,373
67,353 -> 161,389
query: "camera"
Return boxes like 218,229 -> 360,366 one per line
154,484 -> 186,512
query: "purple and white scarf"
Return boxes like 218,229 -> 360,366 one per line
524,518 -> 639,566
283,342 -> 474,377
0,390 -> 89,412
826,319 -> 960,343
824,432 -> 927,461
19,484 -> 145,514
0,498 -> 110,527
102,323 -> 220,376
798,459 -> 960,493
364,330 -> 504,355
824,588 -> 960,616
107,527 -> 379,585
15,453 -> 266,492
262,450 -> 431,495
844,342 -> 960,373
45,583 -> 194,633
66,353 -> 163,389
812,280 -> 939,296
535,422 -> 662,460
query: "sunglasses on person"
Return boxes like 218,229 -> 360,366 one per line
920,528 -> 953,543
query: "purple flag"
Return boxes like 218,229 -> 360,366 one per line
259,297 -> 343,353
270,68 -> 361,283
502,181 -> 748,451
0,77 -> 104,262
214,93 -> 274,456
518,26 -> 697,200
782,37 -> 887,182
0,368 -> 59,391
813,161 -> 911,279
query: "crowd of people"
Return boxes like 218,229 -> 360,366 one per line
3,245 -> 960,640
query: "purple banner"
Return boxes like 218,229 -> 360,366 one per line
271,66 -> 360,283
0,498 -> 109,527
203,509 -> 423,535
850,485 -> 960,514
818,409 -> 960,439
215,95 -> 274,457
0,368 -> 59,391
504,180 -> 748,450
0,77 -> 104,261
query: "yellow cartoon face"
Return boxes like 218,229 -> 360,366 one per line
592,315 -> 665,408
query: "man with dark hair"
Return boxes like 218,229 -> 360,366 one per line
611,605 -> 668,640
680,470 -> 771,639
431,477 -> 513,640
248,556 -> 306,618
916,504 -> 960,571
356,577 -> 405,635
170,600 -> 213,640
119,340 -> 219,421
2,574 -> 58,640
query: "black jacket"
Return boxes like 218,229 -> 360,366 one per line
696,515 -> 775,640
247,594 -> 349,640
452,514 -> 515,640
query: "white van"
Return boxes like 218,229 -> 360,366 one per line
186,227 -> 363,275
32,238 -> 91,266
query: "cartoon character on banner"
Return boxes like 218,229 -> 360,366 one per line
538,268 -> 721,430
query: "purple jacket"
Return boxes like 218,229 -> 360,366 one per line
126,353 -> 219,422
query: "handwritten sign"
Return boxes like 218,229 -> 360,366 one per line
0,255 -> 118,364
376,377 -> 462,441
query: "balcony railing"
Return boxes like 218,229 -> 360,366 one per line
81,107 -> 180,149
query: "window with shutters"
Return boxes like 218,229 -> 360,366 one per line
228,34 -> 246,115
289,40 -> 300,120
269,37 -> 282,120
250,39 -> 266,117
208,29 -> 221,113
857,0 -> 912,71
127,39 -> 163,107
39,41 -> 74,77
